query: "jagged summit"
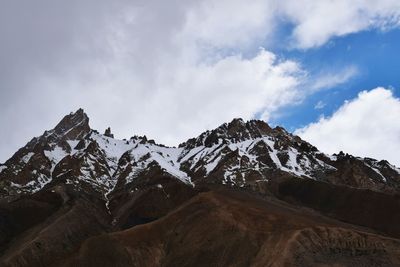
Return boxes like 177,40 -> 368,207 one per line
179,117 -> 313,152
50,108 -> 90,141
179,118 -> 274,149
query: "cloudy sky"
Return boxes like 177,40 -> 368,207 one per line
1,0 -> 400,166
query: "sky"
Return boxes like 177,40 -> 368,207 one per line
1,0 -> 400,166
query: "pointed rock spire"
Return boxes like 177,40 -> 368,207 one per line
51,108 -> 90,140
104,127 -> 114,138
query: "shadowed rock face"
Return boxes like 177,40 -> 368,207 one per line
62,189 -> 400,267
0,190 -> 63,253
272,177 -> 400,238
1,109 -> 400,266
0,184 -> 110,267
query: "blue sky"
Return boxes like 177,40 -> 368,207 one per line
270,28 -> 400,131
1,0 -> 400,165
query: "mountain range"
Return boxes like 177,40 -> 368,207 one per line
1,109 -> 400,266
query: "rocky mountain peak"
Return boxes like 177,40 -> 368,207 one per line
180,118 -> 274,148
223,118 -> 274,141
50,108 -> 90,141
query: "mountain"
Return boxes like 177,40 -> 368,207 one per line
1,109 -> 400,266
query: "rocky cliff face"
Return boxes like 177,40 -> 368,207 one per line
1,109 -> 400,266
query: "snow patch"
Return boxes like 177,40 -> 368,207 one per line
205,155 -> 222,175
44,145 -> 68,171
21,152 -> 35,164
124,143 -> 192,185
370,166 -> 387,182
0,165 -> 7,173
11,173 -> 52,193
66,140 -> 81,154
90,133 -> 138,172
326,154 -> 338,161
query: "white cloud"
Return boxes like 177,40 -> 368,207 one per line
280,0 -> 400,48
314,101 -> 326,110
296,88 -> 400,166
183,0 -> 275,49
309,66 -> 358,92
